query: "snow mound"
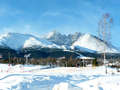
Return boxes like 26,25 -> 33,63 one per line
52,82 -> 68,90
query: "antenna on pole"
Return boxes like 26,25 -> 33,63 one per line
8,52 -> 10,66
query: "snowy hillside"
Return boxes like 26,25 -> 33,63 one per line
72,33 -> 118,53
0,33 -> 60,50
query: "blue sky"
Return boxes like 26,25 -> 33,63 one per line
0,0 -> 120,47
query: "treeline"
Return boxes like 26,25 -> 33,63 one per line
0,57 -> 103,67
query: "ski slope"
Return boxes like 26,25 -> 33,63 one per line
0,64 -> 120,90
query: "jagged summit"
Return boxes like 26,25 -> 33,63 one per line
44,31 -> 81,45
46,30 -> 59,39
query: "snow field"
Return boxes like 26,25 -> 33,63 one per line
0,64 -> 120,90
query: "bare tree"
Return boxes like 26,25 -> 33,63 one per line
98,13 -> 113,74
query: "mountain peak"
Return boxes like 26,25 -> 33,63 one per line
84,33 -> 91,37
46,30 -> 60,39
72,33 -> 118,53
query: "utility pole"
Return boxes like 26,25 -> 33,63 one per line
8,52 -> 10,66
24,54 -> 31,64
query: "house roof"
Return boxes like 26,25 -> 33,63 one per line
77,55 -> 95,59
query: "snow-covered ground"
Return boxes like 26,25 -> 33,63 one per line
0,64 -> 120,90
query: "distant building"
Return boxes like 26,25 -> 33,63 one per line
76,55 -> 95,67
57,56 -> 66,60
76,55 -> 95,60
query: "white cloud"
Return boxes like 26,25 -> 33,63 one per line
0,5 -> 22,17
0,7 -> 7,16
1,27 -> 15,34
1,24 -> 32,34
42,11 -> 61,16
24,24 -> 31,30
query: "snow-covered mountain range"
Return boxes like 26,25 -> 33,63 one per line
0,31 -> 119,53
0,33 -> 60,50
44,31 -> 119,53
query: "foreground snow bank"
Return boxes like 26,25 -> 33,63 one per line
0,64 -> 120,90
53,82 -> 68,90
